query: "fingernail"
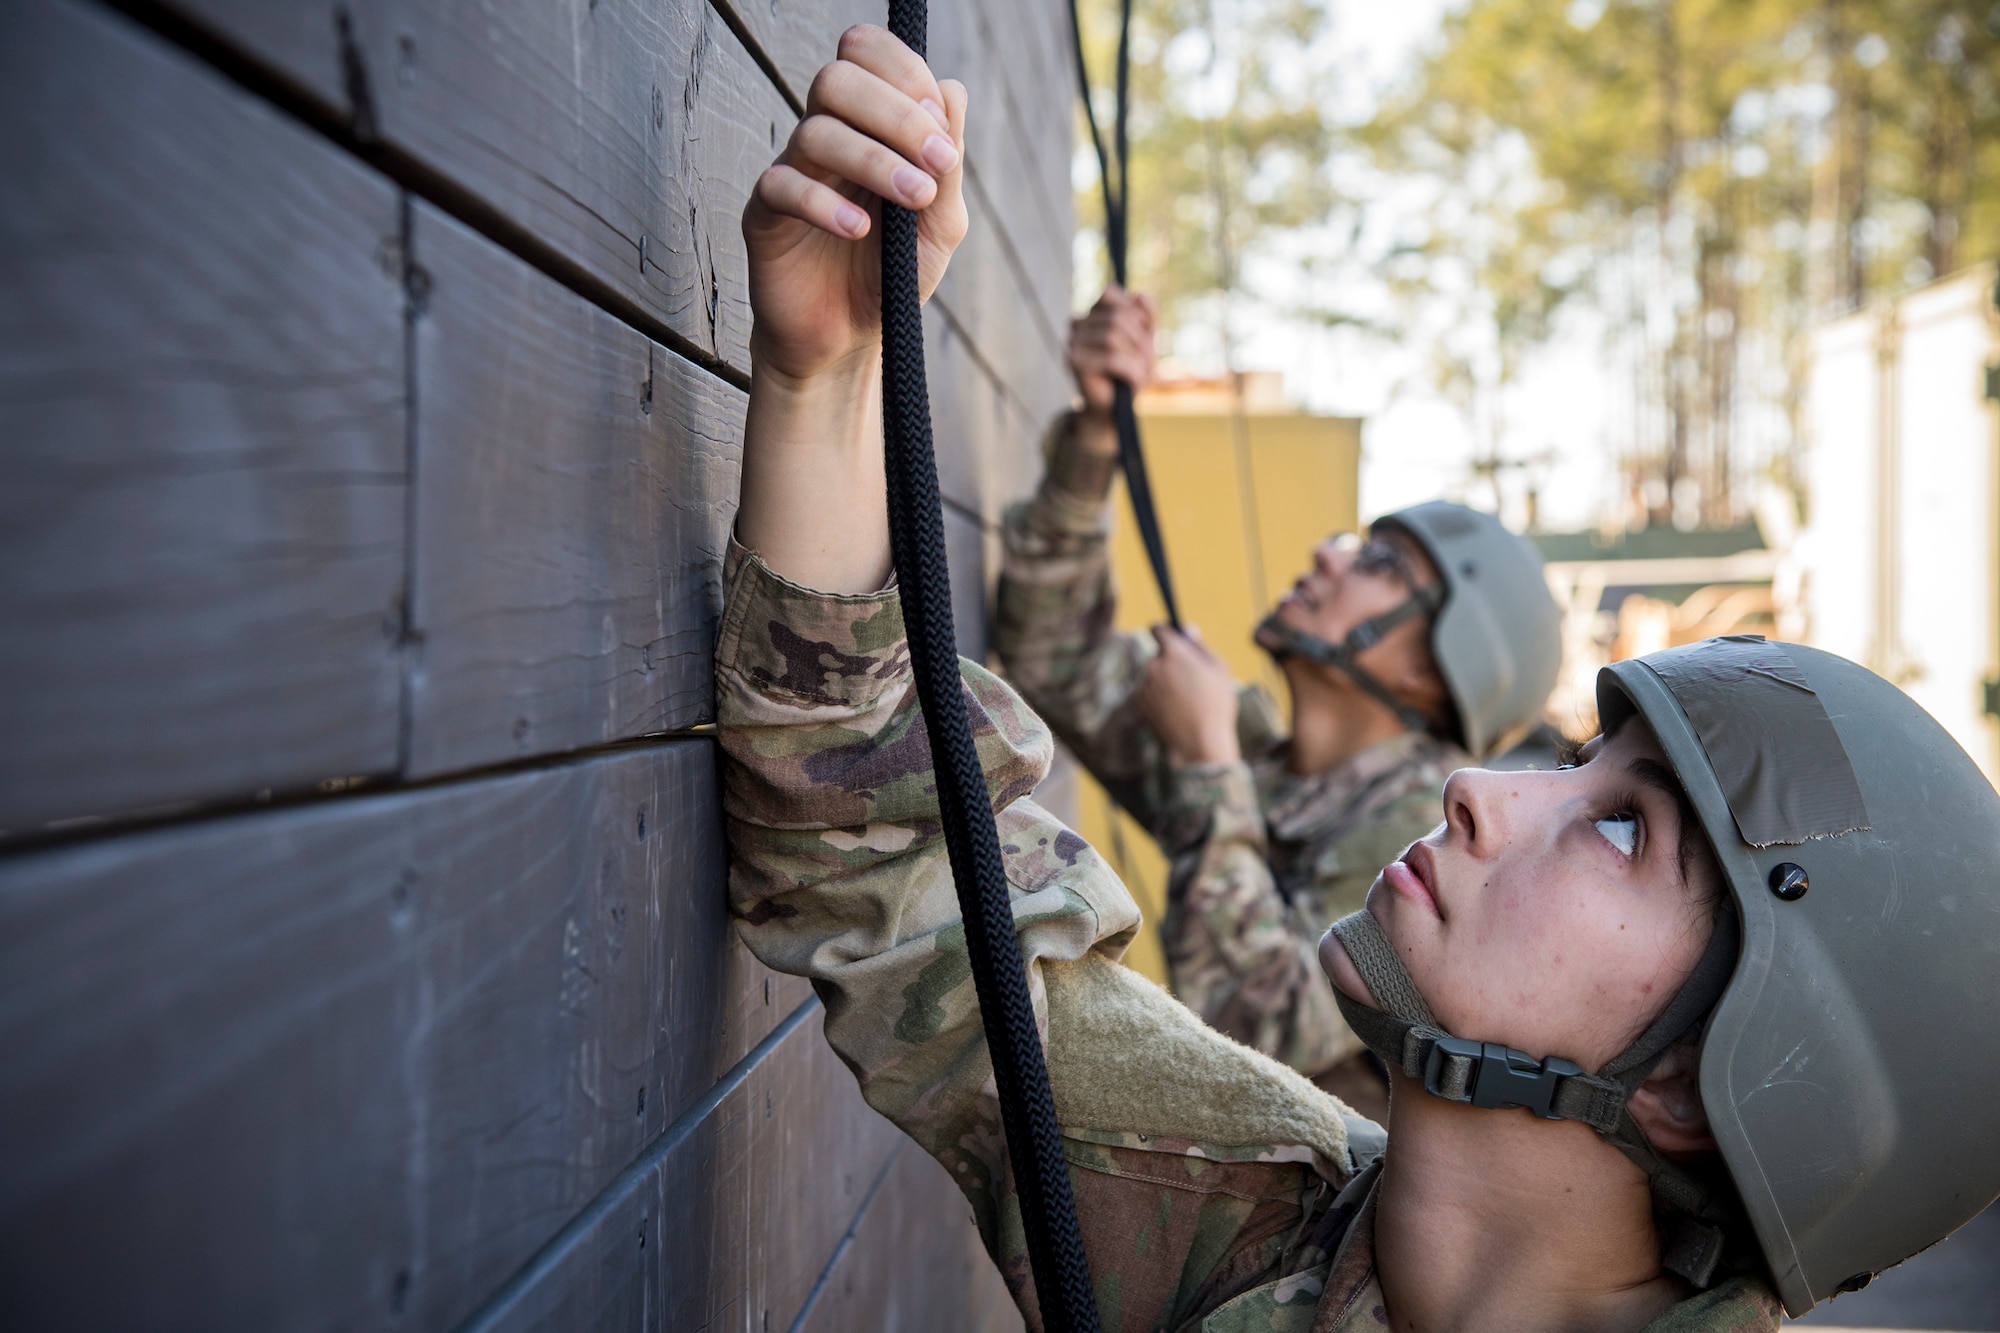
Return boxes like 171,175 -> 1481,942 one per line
920,97 -> 948,130
891,164 -> 932,204
834,202 -> 868,236
921,133 -> 958,174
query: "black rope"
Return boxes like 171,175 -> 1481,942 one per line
878,4 -> 1100,1329
1067,0 -> 1183,630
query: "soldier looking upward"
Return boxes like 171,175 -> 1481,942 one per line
726,26 -> 2000,1332
994,289 -> 1562,1114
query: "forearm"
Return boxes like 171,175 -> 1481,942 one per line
994,413 -> 1162,793
735,346 -> 891,594
1047,407 -> 1120,500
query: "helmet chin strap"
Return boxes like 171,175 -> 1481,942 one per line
1324,909 -> 1743,1288
1256,587 -> 1443,738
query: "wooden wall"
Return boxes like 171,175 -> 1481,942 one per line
0,0 -> 1069,1325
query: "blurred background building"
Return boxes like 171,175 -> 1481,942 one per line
1804,262 -> 1999,783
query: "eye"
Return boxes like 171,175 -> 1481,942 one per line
1595,813 -> 1639,857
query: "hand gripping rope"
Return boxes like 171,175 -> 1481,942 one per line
1067,0 -> 1183,630
877,4 -> 1101,1329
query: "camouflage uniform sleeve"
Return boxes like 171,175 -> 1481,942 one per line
716,541 -> 1361,1332
993,412 -> 1168,827
1156,763 -> 1359,1078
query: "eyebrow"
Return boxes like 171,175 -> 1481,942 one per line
1629,757 -> 1702,887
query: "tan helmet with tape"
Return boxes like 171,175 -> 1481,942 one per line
1329,635 -> 2000,1312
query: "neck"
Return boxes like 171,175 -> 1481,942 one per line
1284,677 -> 1411,775
1372,1074 -> 1683,1333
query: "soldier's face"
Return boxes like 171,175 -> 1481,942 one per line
1264,529 -> 1439,662
1319,718 -> 1720,1072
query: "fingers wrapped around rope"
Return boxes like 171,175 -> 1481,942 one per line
755,26 -> 967,249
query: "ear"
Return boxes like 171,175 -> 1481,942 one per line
1626,1040 -> 1718,1157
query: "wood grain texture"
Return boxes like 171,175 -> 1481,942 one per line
929,264 -> 1061,522
462,1003 -> 906,1333
930,0 -> 1077,353
0,740 -> 804,1332
406,203 -> 744,776
945,503 -> 1001,662
704,0 -> 874,110
940,177 -> 1071,434
0,0 -> 407,835
162,0 -> 791,372
793,1142 -> 1024,1333
4,1 -> 1068,1330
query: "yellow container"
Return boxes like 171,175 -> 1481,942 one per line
1070,385 -> 1360,984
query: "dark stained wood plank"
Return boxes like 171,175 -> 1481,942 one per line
931,0 -> 1078,347
0,0 -> 406,835
793,1142 -> 1023,1333
707,0 -> 878,109
357,0 -> 788,372
940,171 -> 1072,418
939,175 -> 1068,390
0,740 -> 799,1332
163,0 -> 793,372
405,203 -> 744,776
945,502 -> 1000,663
462,1003 -> 906,1333
928,299 -> 1059,527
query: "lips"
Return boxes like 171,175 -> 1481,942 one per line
1384,841 -> 1444,919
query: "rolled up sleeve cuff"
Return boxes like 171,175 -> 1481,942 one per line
716,538 -> 910,713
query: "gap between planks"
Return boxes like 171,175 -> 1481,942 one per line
95,0 -> 753,393
450,994 -> 826,1333
0,724 -> 721,860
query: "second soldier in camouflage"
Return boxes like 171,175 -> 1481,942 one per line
994,291 -> 1562,1110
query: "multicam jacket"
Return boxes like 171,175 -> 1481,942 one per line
716,540 -> 1780,1333
993,428 -> 1469,1076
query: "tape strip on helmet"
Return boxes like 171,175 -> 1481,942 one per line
1607,636 -> 1870,848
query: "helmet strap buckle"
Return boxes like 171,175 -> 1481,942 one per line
1424,1036 -> 1585,1120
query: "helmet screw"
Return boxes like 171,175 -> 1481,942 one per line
1460,559 -> 1479,578
1768,862 -> 1809,901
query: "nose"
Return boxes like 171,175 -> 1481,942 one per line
1441,767 -> 1515,859
1312,537 -> 1350,578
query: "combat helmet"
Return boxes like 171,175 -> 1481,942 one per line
1329,635 -> 2000,1314
1257,500 -> 1562,758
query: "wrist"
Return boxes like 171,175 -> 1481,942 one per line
748,337 -> 881,405
738,343 -> 890,595
1196,731 -> 1243,766
1071,406 -> 1119,456
1047,410 -> 1120,501
1170,727 -> 1242,768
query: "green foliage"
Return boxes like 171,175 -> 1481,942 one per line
1079,0 -> 2000,524
1072,0 -> 1343,331
1371,0 -> 2000,521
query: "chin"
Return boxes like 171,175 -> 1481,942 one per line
1317,912 -> 1375,1005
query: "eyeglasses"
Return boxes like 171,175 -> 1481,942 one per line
1330,533 -> 1425,597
